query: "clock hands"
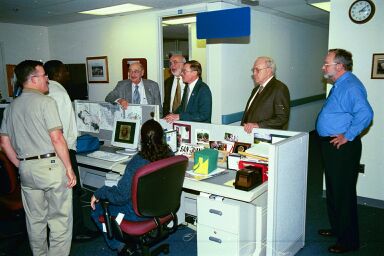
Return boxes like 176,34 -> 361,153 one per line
359,5 -> 368,13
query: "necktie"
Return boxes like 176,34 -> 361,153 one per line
181,84 -> 190,111
256,85 -> 264,96
133,85 -> 140,104
172,78 -> 181,112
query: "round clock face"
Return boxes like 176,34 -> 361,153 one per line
349,0 -> 375,24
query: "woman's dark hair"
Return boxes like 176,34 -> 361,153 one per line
139,119 -> 171,162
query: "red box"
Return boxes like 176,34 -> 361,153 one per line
238,160 -> 268,182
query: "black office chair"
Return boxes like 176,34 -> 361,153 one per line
0,150 -> 23,220
0,151 -> 26,243
99,155 -> 188,255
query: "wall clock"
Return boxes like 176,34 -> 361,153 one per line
349,0 -> 375,24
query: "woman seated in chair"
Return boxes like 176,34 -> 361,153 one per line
90,119 -> 173,255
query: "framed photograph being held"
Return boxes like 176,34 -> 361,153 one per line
173,123 -> 191,147
86,56 -> 109,83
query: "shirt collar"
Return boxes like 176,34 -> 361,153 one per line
261,76 -> 274,88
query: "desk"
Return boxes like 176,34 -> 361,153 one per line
77,150 -> 268,256
77,123 -> 308,256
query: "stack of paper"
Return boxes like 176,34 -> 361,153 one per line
185,168 -> 228,181
239,142 -> 269,163
105,172 -> 121,187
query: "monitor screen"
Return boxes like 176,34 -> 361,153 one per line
111,118 -> 140,152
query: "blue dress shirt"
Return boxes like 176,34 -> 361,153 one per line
316,72 -> 373,141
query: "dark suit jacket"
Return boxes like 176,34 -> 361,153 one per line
105,79 -> 163,116
175,79 -> 212,123
162,75 -> 174,117
241,77 -> 290,130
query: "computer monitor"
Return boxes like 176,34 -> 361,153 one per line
111,118 -> 140,155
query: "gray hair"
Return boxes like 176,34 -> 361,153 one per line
257,56 -> 276,74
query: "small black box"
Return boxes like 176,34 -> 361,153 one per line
234,166 -> 263,191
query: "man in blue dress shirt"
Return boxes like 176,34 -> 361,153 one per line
316,49 -> 373,254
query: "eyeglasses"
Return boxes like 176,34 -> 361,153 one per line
169,61 -> 184,67
323,62 -> 338,67
129,69 -> 142,74
252,66 -> 270,73
181,69 -> 194,74
30,73 -> 48,79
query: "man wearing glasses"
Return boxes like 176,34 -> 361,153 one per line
164,60 -> 212,123
241,56 -> 290,133
162,54 -> 186,117
105,62 -> 162,116
0,60 -> 76,255
316,49 -> 373,254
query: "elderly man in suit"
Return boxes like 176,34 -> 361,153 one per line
241,56 -> 290,133
164,60 -> 212,123
162,54 -> 186,117
105,62 -> 162,116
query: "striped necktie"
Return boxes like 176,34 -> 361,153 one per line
133,85 -> 140,104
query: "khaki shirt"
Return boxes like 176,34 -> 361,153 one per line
0,88 -> 63,158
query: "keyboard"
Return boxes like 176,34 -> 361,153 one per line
86,150 -> 130,162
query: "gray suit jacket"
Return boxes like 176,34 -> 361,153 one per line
105,79 -> 163,116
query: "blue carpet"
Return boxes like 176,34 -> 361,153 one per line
70,224 -> 197,256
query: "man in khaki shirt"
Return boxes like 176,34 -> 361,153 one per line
0,60 -> 76,256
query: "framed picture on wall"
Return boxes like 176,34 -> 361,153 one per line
86,56 -> 109,83
6,64 -> 16,97
122,58 -> 147,80
371,53 -> 384,79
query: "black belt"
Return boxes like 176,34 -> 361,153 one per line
18,153 -> 56,161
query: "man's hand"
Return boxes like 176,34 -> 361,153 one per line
330,134 -> 348,149
243,122 -> 259,134
66,168 -> 77,188
90,195 -> 99,210
117,98 -> 129,110
164,114 -> 180,124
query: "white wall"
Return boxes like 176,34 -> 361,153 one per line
330,1 -> 383,201
48,13 -> 160,101
0,2 -> 327,132
203,3 -> 328,127
0,23 -> 49,100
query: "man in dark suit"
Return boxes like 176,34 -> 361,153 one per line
241,56 -> 290,133
164,60 -> 212,123
105,62 -> 162,116
162,54 -> 186,117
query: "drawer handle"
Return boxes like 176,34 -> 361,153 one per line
209,209 -> 222,216
209,236 -> 222,244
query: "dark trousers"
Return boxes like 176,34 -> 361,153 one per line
69,149 -> 86,236
319,136 -> 361,249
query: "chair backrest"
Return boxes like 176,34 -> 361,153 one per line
131,155 -> 188,218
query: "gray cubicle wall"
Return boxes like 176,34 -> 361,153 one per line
74,100 -> 159,143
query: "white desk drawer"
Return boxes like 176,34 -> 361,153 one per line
197,196 -> 240,234
197,223 -> 239,256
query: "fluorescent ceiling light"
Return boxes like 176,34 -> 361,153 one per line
162,16 -> 196,25
79,3 -> 151,16
309,1 -> 331,12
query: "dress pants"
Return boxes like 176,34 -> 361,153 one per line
320,136 -> 361,249
19,157 -> 73,256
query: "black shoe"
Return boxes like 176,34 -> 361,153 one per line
318,229 -> 333,237
328,244 -> 359,254
73,229 -> 100,242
